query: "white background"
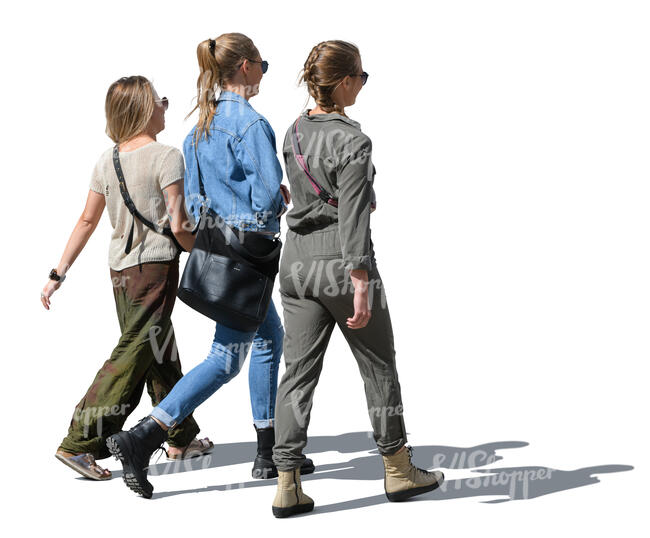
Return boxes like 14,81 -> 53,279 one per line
3,0 -> 648,535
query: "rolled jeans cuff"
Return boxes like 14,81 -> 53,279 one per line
254,418 -> 274,428
150,407 -> 177,429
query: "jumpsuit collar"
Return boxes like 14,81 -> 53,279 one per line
300,108 -> 361,129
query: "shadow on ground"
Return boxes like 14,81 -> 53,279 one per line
93,431 -> 632,509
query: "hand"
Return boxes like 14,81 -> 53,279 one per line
347,287 -> 371,329
41,279 -> 62,310
347,269 -> 371,329
280,184 -> 291,205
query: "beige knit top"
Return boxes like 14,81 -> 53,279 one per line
89,141 -> 184,271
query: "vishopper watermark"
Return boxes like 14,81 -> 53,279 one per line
143,321 -> 275,368
148,450 -> 216,476
285,388 -> 310,428
143,324 -> 179,365
194,79 -> 262,118
111,274 -> 130,288
283,392 -> 401,430
75,404 -> 131,439
368,404 -> 404,439
214,337 -> 275,375
291,127 -> 374,170
152,193 -> 278,238
438,467 -> 555,500
429,448 -> 555,499
284,259 -> 387,307
432,449 -> 499,470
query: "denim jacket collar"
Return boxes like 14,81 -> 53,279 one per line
216,90 -> 253,107
300,108 -> 361,129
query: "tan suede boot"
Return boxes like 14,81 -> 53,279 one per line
382,445 -> 444,501
272,467 -> 315,518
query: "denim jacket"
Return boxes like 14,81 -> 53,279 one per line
183,90 -> 287,235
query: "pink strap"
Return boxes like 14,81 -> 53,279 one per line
291,117 -> 339,207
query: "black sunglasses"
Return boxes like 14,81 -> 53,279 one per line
155,97 -> 169,110
349,71 -> 369,85
242,58 -> 269,74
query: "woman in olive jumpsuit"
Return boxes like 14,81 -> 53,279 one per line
271,40 -> 444,518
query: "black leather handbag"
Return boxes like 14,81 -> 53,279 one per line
176,142 -> 281,332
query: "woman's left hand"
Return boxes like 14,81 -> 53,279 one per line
41,279 -> 62,310
280,184 -> 291,205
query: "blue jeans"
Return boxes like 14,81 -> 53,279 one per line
150,299 -> 283,430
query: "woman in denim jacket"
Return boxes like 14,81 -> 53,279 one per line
108,33 -> 314,499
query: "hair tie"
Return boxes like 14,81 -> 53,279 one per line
209,39 -> 216,54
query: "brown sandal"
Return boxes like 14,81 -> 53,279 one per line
55,451 -> 112,480
166,437 -> 214,460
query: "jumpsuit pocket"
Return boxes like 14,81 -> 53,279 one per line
307,227 -> 343,259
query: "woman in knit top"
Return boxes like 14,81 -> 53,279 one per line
41,75 -> 212,481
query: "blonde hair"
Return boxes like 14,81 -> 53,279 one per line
105,76 -> 155,143
300,40 -> 361,116
187,32 -> 260,143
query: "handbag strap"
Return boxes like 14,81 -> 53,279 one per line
192,137 -> 281,264
112,145 -> 185,254
291,117 -> 339,207
291,115 -> 377,211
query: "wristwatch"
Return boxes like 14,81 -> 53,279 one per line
49,268 -> 66,283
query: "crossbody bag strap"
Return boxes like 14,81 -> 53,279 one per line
112,145 -> 185,254
192,136 -> 208,210
193,138 -> 280,264
290,116 -> 339,207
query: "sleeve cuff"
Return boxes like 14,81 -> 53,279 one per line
159,175 -> 183,191
276,201 -> 288,218
344,255 -> 373,272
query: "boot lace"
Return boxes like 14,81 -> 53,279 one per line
152,444 -> 168,464
405,445 -> 436,478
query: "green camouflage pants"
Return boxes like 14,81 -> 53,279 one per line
58,256 -> 200,460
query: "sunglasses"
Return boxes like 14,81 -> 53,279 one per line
241,58 -> 269,74
350,71 -> 369,85
155,97 -> 169,110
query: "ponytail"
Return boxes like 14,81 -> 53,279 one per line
186,33 -> 259,144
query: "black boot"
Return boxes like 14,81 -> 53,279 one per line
252,425 -> 316,479
252,425 -> 275,479
106,416 -> 168,498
